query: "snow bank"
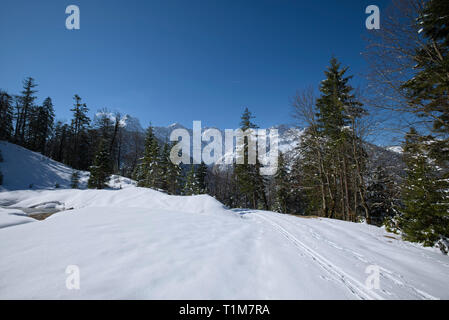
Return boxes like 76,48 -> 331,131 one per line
0,207 -> 36,229
0,188 -> 226,215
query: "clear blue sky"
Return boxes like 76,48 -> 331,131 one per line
0,0 -> 391,130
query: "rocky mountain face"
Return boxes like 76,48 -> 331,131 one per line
122,119 -> 404,179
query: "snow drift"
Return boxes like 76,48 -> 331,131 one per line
0,188 -> 448,300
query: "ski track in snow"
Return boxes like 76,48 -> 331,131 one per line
252,211 -> 384,300
251,211 -> 440,300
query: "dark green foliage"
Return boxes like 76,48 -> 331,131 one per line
272,153 -> 289,213
316,58 -> 352,140
48,121 -> 70,163
165,142 -> 183,195
88,140 -> 111,189
184,165 -> 198,195
0,148 -> 4,185
69,95 -> 91,169
297,58 -> 369,222
27,97 -> 55,153
136,126 -> 162,189
158,142 -> 182,194
402,0 -> 449,170
71,170 -> 80,189
14,77 -> 37,144
234,108 -> 267,209
0,90 -> 14,141
367,166 -> 400,226
196,162 -> 208,194
397,1 -> 449,253
398,128 -> 448,249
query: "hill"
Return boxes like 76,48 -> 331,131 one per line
0,141 -> 135,191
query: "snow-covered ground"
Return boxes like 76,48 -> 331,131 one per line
0,187 -> 448,300
0,141 -> 135,191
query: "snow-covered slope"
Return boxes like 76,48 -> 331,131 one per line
0,188 -> 448,300
0,141 -> 135,191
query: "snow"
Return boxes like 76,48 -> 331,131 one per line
0,187 -> 448,300
0,207 -> 36,229
0,142 -> 447,300
0,141 -> 135,191
387,146 -> 403,154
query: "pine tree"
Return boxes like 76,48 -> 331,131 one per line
28,97 -> 55,152
0,90 -> 14,141
0,150 -> 3,185
159,142 -> 171,192
398,1 -> 449,253
272,152 -> 289,213
398,128 -> 449,252
184,165 -> 198,195
88,140 -> 111,189
71,170 -> 80,189
69,95 -> 91,169
196,161 -> 208,194
136,126 -> 161,188
48,121 -> 70,163
14,77 -> 37,145
402,0 -> 449,173
165,142 -> 182,195
234,108 -> 266,208
311,57 -> 368,221
366,166 -> 399,226
287,154 -> 306,214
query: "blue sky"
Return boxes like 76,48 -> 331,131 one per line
0,0 -> 390,131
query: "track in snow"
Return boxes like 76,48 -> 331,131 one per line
265,212 -> 440,300
252,211 -> 384,300
251,211 -> 442,300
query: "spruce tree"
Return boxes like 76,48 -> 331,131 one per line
272,153 -> 289,213
136,126 -> 161,188
367,166 -> 399,226
0,150 -> 3,186
166,142 -> 182,195
71,170 -> 80,189
196,161 -> 208,194
402,0 -> 449,172
28,97 -> 55,152
69,95 -> 91,169
15,77 -> 37,145
0,90 -> 14,141
234,108 -> 265,208
399,128 -> 449,252
312,57 -> 368,221
88,140 -> 111,189
184,165 -> 198,195
159,142 -> 171,192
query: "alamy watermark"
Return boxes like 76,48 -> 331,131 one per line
65,5 -> 80,30
65,5 -> 380,31
169,121 -> 279,176
65,265 -> 80,290
366,5 -> 380,30
365,265 -> 380,290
